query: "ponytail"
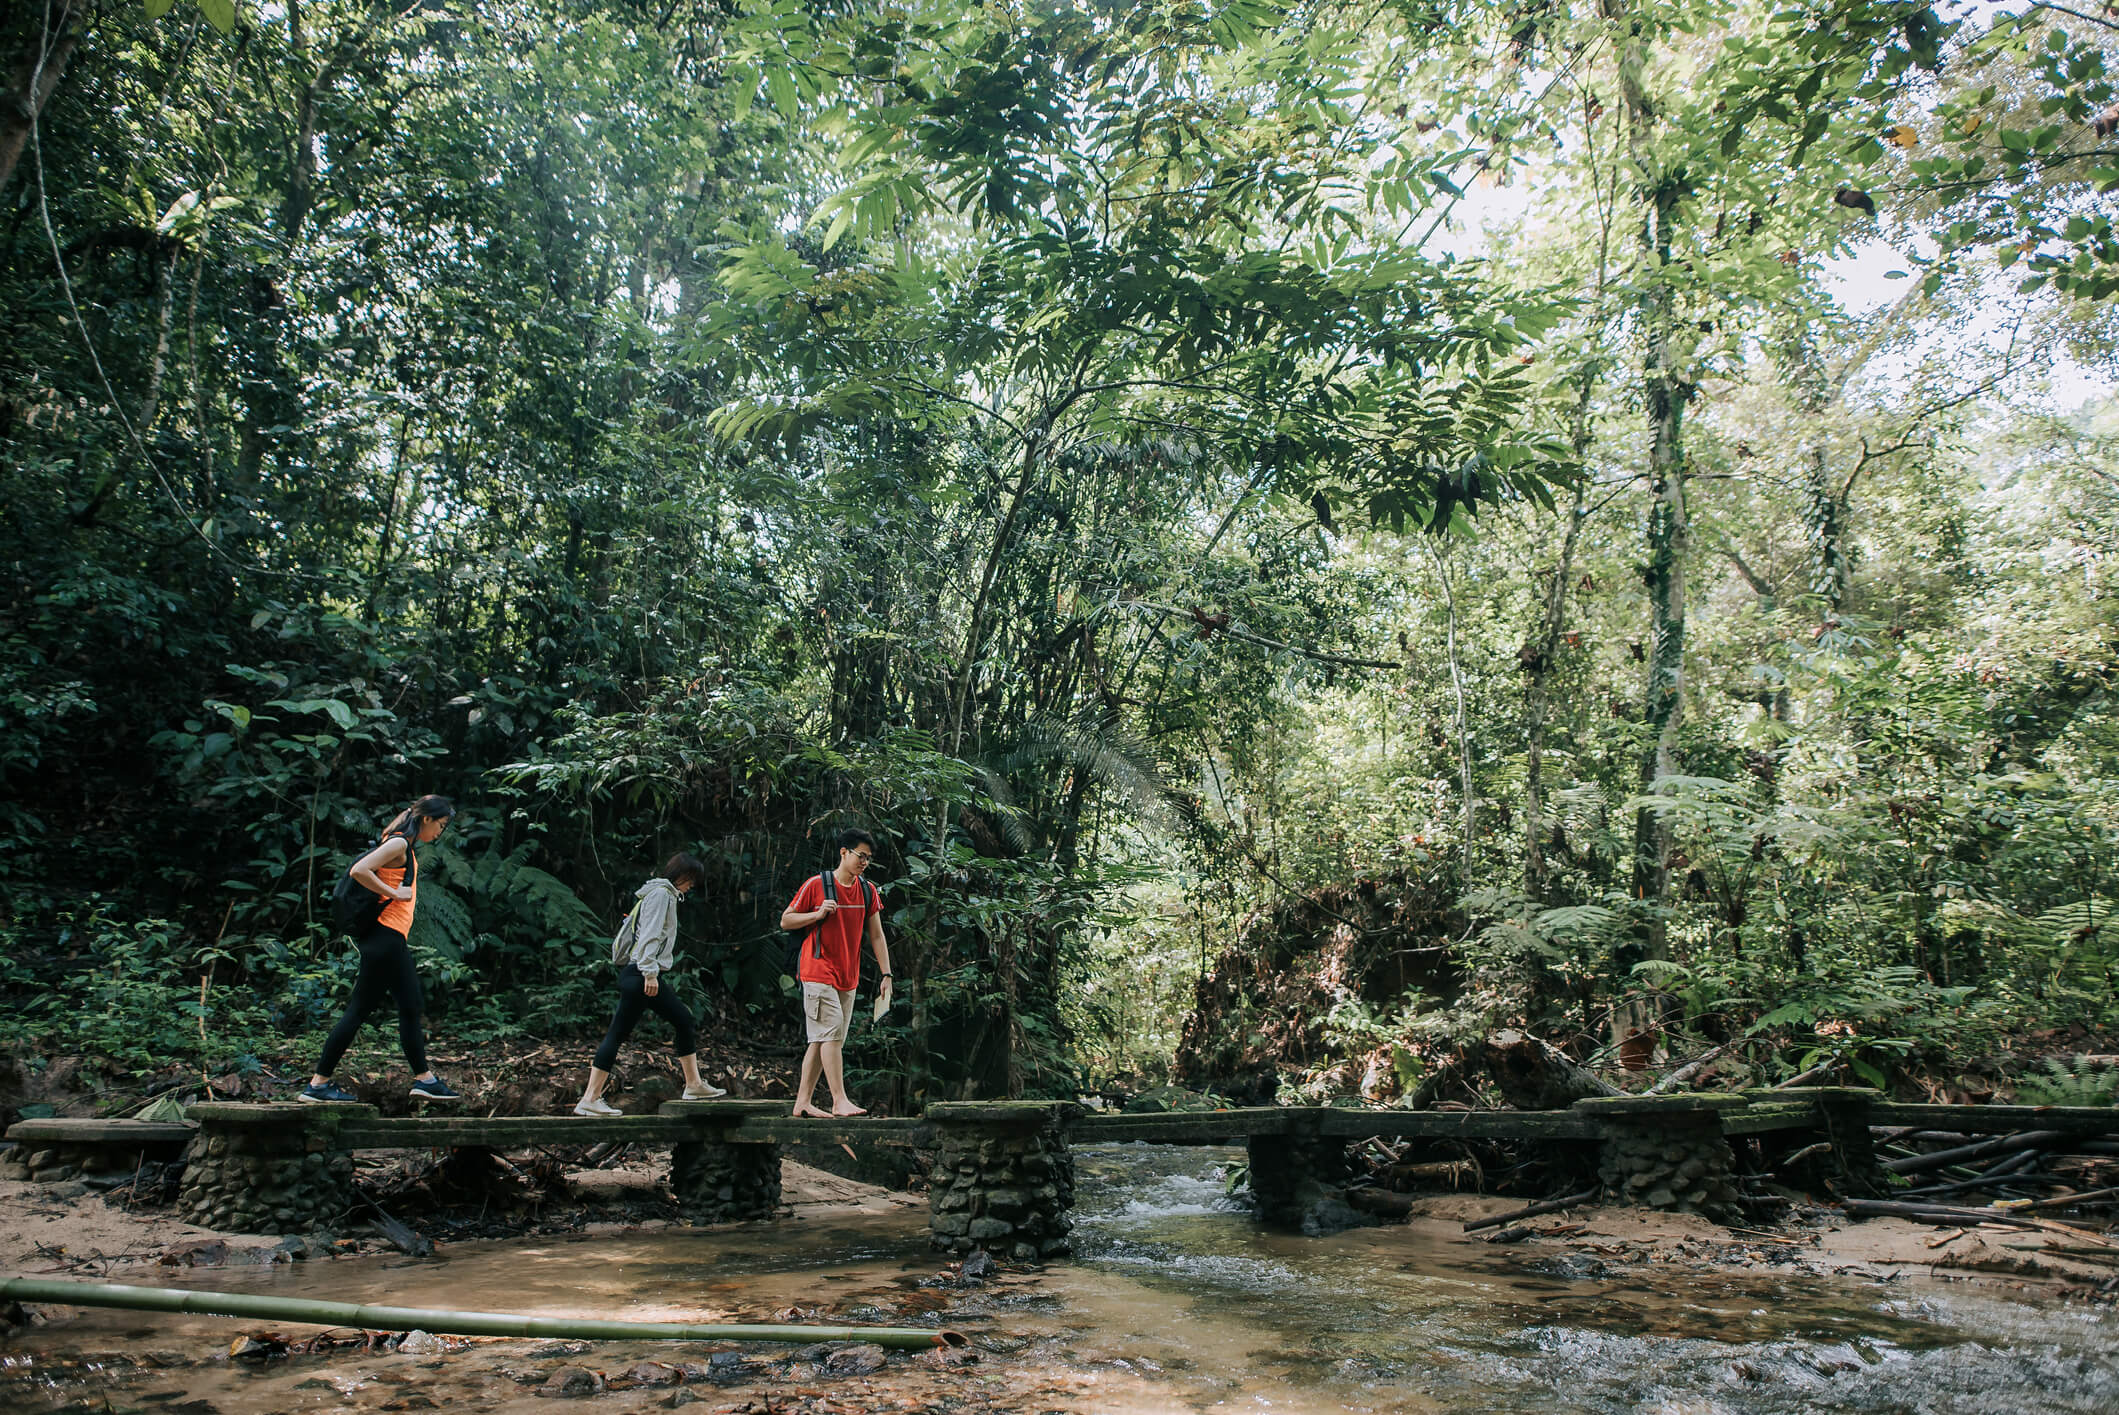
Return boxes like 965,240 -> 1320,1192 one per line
382,794 -> 455,845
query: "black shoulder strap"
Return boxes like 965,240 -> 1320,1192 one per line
811,870 -> 833,959
382,832 -> 417,885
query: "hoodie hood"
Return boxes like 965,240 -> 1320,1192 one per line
636,877 -> 679,904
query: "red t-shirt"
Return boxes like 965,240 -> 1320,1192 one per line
788,872 -> 880,991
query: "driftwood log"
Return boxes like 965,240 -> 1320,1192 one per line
1479,1031 -> 1620,1110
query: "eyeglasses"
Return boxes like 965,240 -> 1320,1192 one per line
849,850 -> 872,864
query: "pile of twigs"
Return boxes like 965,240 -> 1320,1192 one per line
1868,1125 -> 2119,1222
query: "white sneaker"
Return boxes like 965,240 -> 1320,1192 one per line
682,1083 -> 728,1100
573,1096 -> 622,1117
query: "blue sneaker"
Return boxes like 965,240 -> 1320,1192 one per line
299,1082 -> 358,1104
409,1076 -> 461,1102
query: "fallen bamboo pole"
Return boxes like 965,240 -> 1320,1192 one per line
2005,1186 -> 2119,1214
1882,1131 -> 2063,1176
1464,1187 -> 1600,1233
1840,1199 -> 2048,1230
0,1278 -> 967,1350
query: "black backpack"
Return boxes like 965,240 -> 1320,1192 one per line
781,870 -> 879,978
330,837 -> 416,939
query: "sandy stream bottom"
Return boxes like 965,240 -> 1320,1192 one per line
3,1150 -> 2117,1415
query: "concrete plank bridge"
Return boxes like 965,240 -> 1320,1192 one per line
10,1093 -> 2118,1262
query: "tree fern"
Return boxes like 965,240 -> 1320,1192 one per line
2015,1055 -> 2119,1107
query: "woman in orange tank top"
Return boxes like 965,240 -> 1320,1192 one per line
302,796 -> 463,1105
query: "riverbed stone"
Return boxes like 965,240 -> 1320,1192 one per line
926,1101 -> 1078,1259
178,1103 -> 369,1233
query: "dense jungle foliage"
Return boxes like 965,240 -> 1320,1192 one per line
2,0 -> 2114,1108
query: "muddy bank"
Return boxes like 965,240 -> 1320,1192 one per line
1397,1193 -> 2119,1299
0,1159 -> 915,1282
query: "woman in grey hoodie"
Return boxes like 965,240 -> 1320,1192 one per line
574,854 -> 728,1115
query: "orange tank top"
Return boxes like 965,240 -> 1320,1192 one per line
376,850 -> 416,937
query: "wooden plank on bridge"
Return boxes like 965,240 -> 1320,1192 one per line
1719,1102 -> 1821,1136
1071,1109 -> 1291,1144
1864,1103 -> 2119,1136
1312,1109 -> 1603,1141
725,1116 -> 928,1145
6,1120 -> 196,1145
340,1116 -> 691,1149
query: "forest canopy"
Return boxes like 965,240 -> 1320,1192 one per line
2,0 -> 2114,1104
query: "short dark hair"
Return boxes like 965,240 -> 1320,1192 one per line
662,852 -> 708,890
837,828 -> 876,853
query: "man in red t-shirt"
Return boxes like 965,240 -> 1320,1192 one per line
779,828 -> 893,1117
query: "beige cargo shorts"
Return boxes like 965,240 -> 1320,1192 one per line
802,981 -> 856,1044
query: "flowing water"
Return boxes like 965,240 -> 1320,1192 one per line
5,1144 -> 2115,1413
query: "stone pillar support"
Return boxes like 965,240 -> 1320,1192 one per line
1750,1086 -> 1885,1198
660,1100 -> 784,1224
1577,1094 -> 1746,1224
925,1101 -> 1078,1262
179,1103 -> 370,1234
1245,1122 -> 1354,1232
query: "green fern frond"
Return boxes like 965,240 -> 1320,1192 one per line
408,884 -> 475,963
2016,1054 -> 2119,1107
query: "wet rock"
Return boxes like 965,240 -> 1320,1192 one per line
162,1239 -> 230,1267
227,1335 -> 285,1362
500,1366 -> 550,1384
381,1397 -> 440,1411
958,1249 -> 998,1283
539,1365 -> 605,1397
395,1330 -> 447,1356
527,1341 -> 592,1358
1299,1193 -> 1378,1238
918,1345 -> 978,1368
664,1393 -> 706,1409
823,1343 -> 887,1376
627,1361 -> 681,1385
1482,1226 -> 1534,1244
295,1377 -> 342,1391
1533,1254 -> 1613,1280
787,1342 -> 837,1363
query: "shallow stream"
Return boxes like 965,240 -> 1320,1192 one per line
4,1144 -> 2115,1413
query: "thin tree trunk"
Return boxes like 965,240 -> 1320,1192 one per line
367,412 -> 413,617
0,0 -> 81,198
1426,540 -> 1476,885
137,247 -> 178,434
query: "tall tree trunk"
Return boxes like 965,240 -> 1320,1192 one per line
1523,370 -> 1597,901
1603,0 -> 1693,1067
0,0 -> 81,197
1632,278 -> 1690,922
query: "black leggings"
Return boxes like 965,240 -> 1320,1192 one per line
317,925 -> 427,1076
593,965 -> 698,1071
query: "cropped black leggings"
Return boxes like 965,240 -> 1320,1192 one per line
317,925 -> 427,1076
593,964 -> 698,1071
